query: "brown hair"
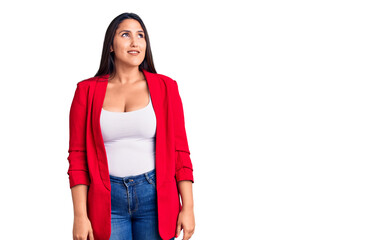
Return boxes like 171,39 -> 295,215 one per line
94,12 -> 157,77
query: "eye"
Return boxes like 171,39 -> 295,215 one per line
121,33 -> 144,38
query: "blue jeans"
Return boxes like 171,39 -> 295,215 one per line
109,168 -> 175,240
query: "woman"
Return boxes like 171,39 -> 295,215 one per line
67,12 -> 195,240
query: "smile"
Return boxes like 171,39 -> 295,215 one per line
127,51 -> 140,56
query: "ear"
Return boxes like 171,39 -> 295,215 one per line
110,45 -> 113,52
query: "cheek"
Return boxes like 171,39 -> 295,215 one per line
141,40 -> 147,48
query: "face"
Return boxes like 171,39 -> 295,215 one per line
110,19 -> 146,68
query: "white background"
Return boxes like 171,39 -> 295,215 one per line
0,0 -> 375,239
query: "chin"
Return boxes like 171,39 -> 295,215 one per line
118,59 -> 143,67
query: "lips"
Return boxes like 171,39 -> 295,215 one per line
127,50 -> 140,56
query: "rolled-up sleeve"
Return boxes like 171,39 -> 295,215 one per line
171,80 -> 194,183
67,82 -> 90,188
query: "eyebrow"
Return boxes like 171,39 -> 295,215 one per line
119,30 -> 144,34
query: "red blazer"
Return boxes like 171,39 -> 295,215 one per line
67,69 -> 194,240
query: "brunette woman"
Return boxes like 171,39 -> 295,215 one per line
67,12 -> 195,240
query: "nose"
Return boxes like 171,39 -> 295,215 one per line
131,41 -> 137,47
130,36 -> 138,47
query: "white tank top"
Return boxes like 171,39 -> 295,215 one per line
100,92 -> 156,177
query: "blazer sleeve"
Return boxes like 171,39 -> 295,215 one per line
171,80 -> 194,183
66,82 -> 90,188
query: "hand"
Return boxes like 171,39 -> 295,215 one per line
175,207 -> 195,240
73,215 -> 95,240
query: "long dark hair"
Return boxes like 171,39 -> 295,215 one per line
94,12 -> 157,77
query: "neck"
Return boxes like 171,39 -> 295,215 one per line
109,65 -> 144,84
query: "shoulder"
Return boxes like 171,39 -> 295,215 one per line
145,71 -> 175,84
151,72 -> 179,91
71,76 -> 101,102
155,73 -> 175,82
73,75 -> 104,95
76,75 -> 100,87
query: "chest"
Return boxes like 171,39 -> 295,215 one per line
102,80 -> 150,113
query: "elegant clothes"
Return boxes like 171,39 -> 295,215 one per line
67,69 -> 194,240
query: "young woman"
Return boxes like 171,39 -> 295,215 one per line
67,12 -> 195,240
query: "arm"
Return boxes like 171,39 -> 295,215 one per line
67,82 -> 90,189
172,80 -> 194,184
71,184 -> 94,239
177,181 -> 194,210
71,185 -> 89,217
171,80 -> 194,206
67,83 -> 90,214
172,79 -> 195,239
67,83 -> 94,240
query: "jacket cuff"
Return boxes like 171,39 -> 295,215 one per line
68,170 -> 90,188
175,167 -> 194,183
175,150 -> 194,183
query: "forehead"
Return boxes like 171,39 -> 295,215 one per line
117,19 -> 143,31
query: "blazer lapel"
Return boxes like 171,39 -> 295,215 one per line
143,69 -> 165,184
92,74 -> 110,191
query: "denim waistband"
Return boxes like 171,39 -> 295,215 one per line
109,168 -> 156,184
